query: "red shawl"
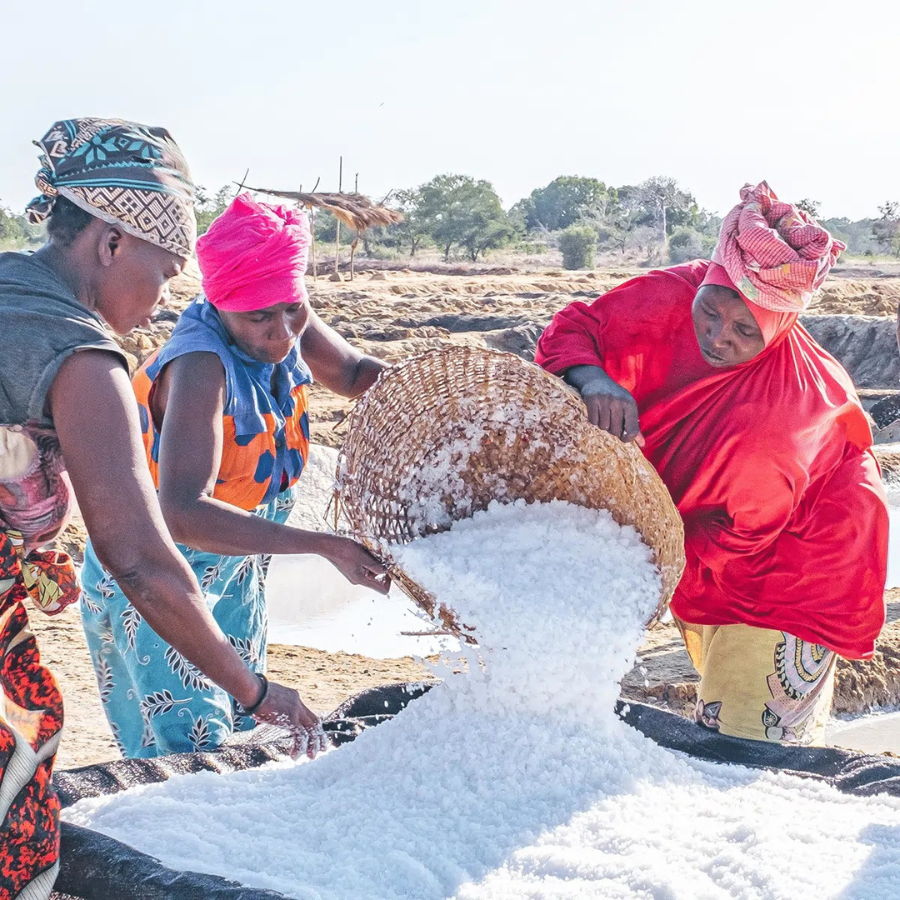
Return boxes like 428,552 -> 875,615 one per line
535,260 -> 887,659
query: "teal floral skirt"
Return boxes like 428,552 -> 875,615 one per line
80,487 -> 296,758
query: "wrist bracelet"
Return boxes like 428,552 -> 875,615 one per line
242,673 -> 269,716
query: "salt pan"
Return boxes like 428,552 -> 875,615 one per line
66,502 -> 900,899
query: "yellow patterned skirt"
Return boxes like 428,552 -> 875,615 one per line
676,619 -> 837,745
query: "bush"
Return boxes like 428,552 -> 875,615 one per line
668,227 -> 715,264
558,226 -> 597,269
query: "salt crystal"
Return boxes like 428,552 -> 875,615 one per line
65,502 -> 900,899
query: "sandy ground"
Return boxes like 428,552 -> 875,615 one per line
43,262 -> 900,769
39,605 -> 430,770
117,262 -> 900,450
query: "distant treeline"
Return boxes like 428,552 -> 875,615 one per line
1,177 -> 893,266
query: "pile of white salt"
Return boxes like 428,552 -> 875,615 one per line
66,502 -> 900,899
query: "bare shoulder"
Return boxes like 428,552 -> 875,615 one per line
154,350 -> 227,421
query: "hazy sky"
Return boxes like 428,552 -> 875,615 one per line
2,0 -> 896,220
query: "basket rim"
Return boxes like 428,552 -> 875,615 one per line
334,346 -> 686,638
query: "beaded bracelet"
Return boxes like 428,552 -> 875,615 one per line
242,673 -> 269,716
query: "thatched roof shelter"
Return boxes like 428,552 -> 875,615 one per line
243,187 -> 403,232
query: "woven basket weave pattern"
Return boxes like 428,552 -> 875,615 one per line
336,348 -> 685,633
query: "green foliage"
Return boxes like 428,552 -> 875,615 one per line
390,188 -> 431,256
822,217 -> 878,255
194,185 -> 236,236
872,202 -> 900,257
558,225 -> 597,269
416,174 -> 514,261
520,177 -> 613,232
0,203 -> 42,250
667,226 -> 716,264
183,175 -> 883,266
632,176 -> 699,238
796,198 -> 822,219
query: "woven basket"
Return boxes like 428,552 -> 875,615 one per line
335,347 -> 685,636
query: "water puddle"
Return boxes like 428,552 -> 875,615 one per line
827,710 -> 900,755
888,506 -> 900,589
266,554 -> 450,658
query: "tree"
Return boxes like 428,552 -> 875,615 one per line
416,175 -> 513,261
0,203 -> 42,249
873,202 -> 900,257
796,198 -> 822,219
391,188 -> 431,256
823,217 -> 878,255
195,185 -> 235,236
668,226 -> 717,264
634,176 -> 699,247
518,176 -> 614,232
558,226 -> 597,269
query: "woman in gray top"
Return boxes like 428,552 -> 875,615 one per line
0,118 -> 380,897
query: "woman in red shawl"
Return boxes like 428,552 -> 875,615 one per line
536,183 -> 888,744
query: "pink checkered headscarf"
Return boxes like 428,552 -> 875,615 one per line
708,182 -> 845,312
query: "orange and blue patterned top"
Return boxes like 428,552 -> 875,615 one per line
133,298 -> 312,511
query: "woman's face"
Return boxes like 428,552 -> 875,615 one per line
218,300 -> 310,364
691,285 -> 765,367
93,229 -> 186,334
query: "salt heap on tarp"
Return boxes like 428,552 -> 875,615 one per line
66,502 -> 900,899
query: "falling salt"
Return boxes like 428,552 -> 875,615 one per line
65,502 -> 900,899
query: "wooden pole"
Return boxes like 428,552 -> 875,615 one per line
333,156 -> 343,277
349,172 -> 360,281
310,210 -> 318,281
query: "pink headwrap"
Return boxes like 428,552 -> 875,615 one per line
700,262 -> 797,347
709,182 -> 845,313
196,192 -> 311,312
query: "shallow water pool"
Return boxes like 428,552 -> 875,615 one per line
827,710 -> 900,755
266,554 -> 450,658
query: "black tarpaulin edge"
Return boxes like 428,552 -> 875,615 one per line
53,687 -> 900,898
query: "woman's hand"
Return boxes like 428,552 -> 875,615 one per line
563,364 -> 644,445
319,535 -> 392,594
251,681 -> 328,760
580,378 -> 644,445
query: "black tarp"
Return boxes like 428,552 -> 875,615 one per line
54,685 -> 900,898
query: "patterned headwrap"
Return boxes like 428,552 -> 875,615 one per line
708,181 -> 845,312
197,192 -> 311,312
26,117 -> 197,257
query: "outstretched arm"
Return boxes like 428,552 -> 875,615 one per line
301,309 -> 387,398
50,350 -> 324,754
153,351 -> 388,592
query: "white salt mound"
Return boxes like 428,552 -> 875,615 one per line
66,502 -> 900,899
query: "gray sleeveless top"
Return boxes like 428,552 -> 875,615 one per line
0,251 -> 126,428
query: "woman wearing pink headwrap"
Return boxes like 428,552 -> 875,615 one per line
537,182 -> 888,745
80,193 -> 390,758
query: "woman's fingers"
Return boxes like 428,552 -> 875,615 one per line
253,682 -> 329,759
289,722 -> 329,760
622,401 -> 642,443
581,383 -> 642,445
596,400 -> 612,434
364,567 -> 392,595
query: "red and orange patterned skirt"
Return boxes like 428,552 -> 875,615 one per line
0,531 -> 68,900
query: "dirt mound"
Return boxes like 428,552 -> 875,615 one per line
801,315 -> 900,388
809,280 -> 900,317
107,267 -> 900,446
